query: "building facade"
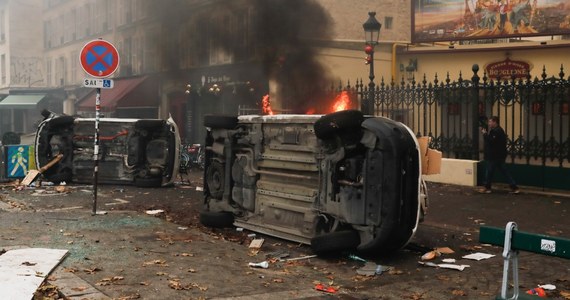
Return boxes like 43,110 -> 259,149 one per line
0,0 -> 52,135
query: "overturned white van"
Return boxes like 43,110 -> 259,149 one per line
200,110 -> 428,254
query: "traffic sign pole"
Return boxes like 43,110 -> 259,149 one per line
80,38 -> 119,216
92,87 -> 101,215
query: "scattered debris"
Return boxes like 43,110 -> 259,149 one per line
54,185 -> 69,193
236,227 -> 244,232
356,262 -> 391,276
421,250 -> 440,261
315,283 -> 338,294
83,267 -> 102,274
526,287 -> 547,297
419,261 -> 470,271
105,198 -> 130,206
249,238 -> 264,249
20,154 -> 63,186
177,226 -> 188,230
145,209 -> 165,216
96,276 -> 124,286
441,258 -> 456,263
248,261 -> 269,269
452,289 -> 467,296
462,252 -> 495,261
436,247 -> 455,254
539,284 -> 556,290
285,255 -> 317,262
195,186 -> 204,191
348,254 -> 367,263
265,251 -> 290,261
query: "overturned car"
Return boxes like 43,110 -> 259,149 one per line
200,110 -> 428,254
35,112 -> 180,187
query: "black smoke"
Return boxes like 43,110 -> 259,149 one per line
153,0 -> 335,113
251,0 -> 334,113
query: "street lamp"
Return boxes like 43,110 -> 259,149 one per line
363,12 -> 381,115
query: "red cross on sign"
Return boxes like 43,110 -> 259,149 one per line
80,39 -> 120,78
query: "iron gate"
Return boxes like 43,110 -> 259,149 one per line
338,64 -> 570,190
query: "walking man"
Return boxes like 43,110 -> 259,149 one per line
480,116 -> 520,194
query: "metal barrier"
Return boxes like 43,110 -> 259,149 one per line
479,222 -> 570,299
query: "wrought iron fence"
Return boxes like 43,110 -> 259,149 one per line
337,64 -> 570,167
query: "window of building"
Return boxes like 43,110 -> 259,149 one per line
70,51 -> 78,84
55,56 -> 66,86
1,54 -> 6,85
93,1 -> 106,34
46,58 -> 52,86
106,0 -> 114,30
58,14 -> 64,46
209,15 -> 233,65
123,37 -> 132,75
84,4 -> 91,36
0,10 -> 5,42
117,1 -> 125,26
126,0 -> 133,24
384,16 -> 393,30
144,30 -> 158,72
64,10 -> 76,43
44,20 -> 51,48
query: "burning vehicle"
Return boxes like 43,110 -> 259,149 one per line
34,112 -> 180,187
200,109 -> 428,254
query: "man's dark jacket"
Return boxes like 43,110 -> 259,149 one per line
483,126 -> 508,161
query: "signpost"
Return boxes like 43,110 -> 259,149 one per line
79,39 -> 119,216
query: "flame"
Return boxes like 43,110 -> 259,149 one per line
261,94 -> 274,115
331,91 -> 351,113
305,108 -> 316,115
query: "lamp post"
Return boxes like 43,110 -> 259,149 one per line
363,12 -> 381,115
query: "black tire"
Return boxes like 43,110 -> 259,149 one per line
48,116 -> 75,127
311,230 -> 361,255
134,176 -> 163,188
204,115 -> 238,129
199,211 -> 234,228
314,110 -> 364,142
206,161 -> 225,199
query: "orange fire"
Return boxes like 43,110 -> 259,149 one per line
305,108 -> 316,115
331,91 -> 351,113
261,94 -> 274,115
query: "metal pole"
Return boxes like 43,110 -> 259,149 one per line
471,64 -> 480,160
92,87 -> 101,215
368,50 -> 376,115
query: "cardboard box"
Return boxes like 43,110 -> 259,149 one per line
426,149 -> 442,175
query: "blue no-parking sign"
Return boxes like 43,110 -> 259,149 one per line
79,39 -> 120,78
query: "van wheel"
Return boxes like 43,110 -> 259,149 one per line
134,176 -> 163,188
314,110 -> 364,142
206,161 -> 224,199
204,115 -> 238,129
199,211 -> 234,228
311,230 -> 361,255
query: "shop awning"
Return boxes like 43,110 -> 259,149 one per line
77,76 -> 158,112
0,94 -> 46,109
